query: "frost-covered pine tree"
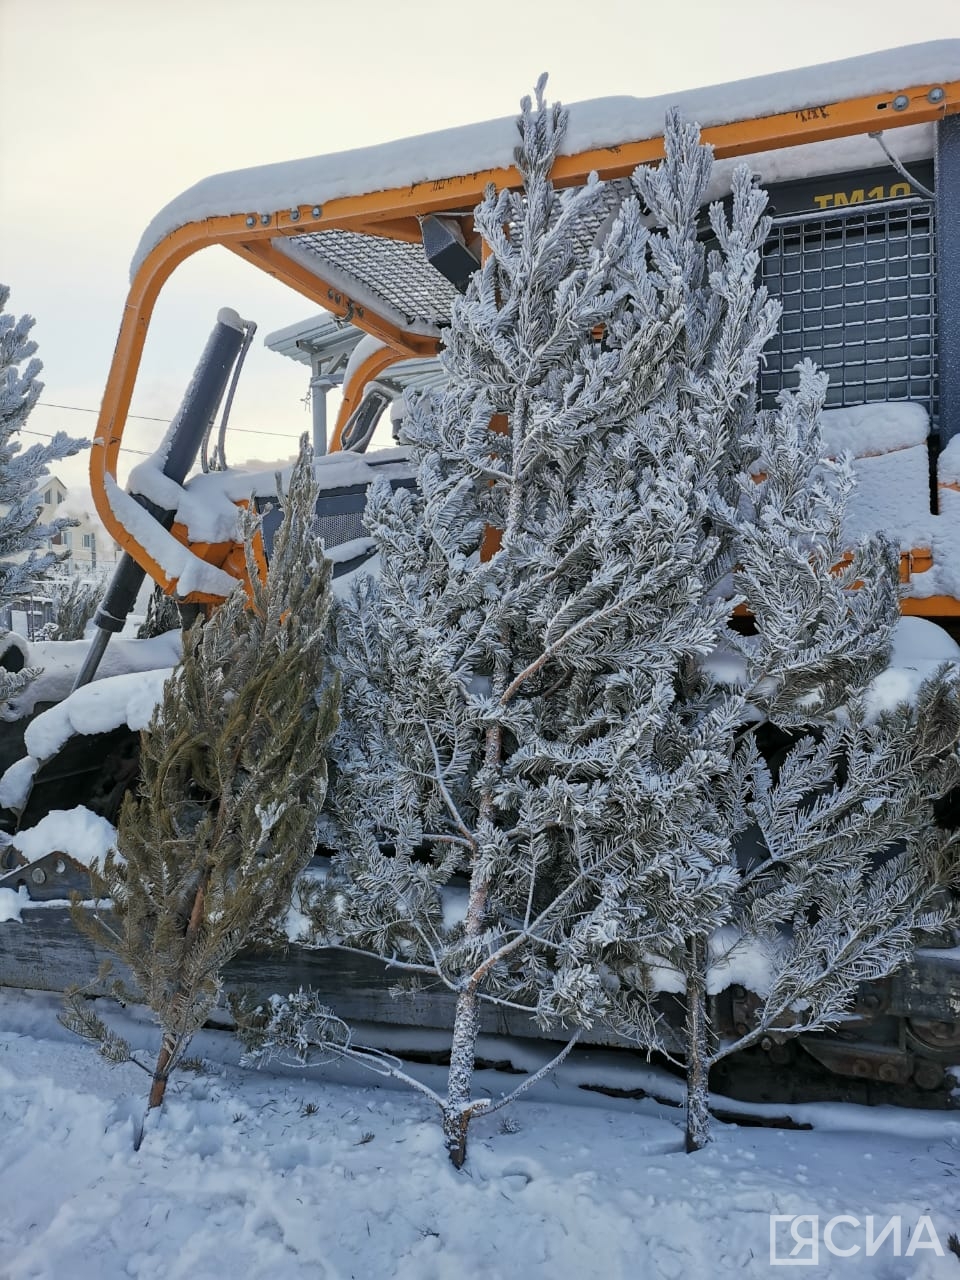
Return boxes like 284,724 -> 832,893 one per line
294,85 -> 778,1168
0,285 -> 85,695
584,116 -> 960,1151
672,676 -> 959,1150
304,86 -> 960,1161
62,441 -> 340,1142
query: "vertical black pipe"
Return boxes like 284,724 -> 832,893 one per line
73,312 -> 246,691
936,114 -> 960,446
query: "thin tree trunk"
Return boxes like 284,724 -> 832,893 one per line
443,981 -> 481,1168
441,871 -> 487,1168
144,871 -> 210,1121
684,933 -> 712,1153
441,397 -> 518,1169
148,1035 -> 175,1111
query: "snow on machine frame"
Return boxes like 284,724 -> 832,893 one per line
86,43 -> 960,615
4,42 -> 960,1101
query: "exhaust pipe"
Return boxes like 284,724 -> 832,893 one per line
73,309 -> 248,691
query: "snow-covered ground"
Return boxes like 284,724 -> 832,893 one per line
0,989 -> 957,1279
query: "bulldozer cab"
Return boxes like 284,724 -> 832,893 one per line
91,41 -> 960,615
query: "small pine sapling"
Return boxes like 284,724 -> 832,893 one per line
671,367 -> 960,1148
137,585 -> 181,639
62,441 -> 339,1141
0,284 -> 85,698
48,575 -> 102,640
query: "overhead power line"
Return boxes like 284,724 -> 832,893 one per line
37,401 -> 169,423
35,401 -> 302,439
20,427 -> 153,457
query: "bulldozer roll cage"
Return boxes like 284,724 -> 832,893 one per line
90,44 -> 960,611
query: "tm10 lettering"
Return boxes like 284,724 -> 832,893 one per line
812,182 -> 914,209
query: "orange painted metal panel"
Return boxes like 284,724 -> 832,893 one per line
330,345 -> 413,451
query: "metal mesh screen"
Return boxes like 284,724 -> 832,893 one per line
284,180 -> 636,333
760,200 -> 938,416
312,508 -> 366,548
257,488 -> 370,558
257,475 -> 415,570
286,230 -> 459,328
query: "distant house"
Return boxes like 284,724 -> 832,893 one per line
0,473 -> 71,578
0,478 -> 120,638
36,477 -> 120,579
39,477 -> 68,510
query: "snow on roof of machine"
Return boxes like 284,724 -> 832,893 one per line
264,317 -> 446,402
133,41 -> 960,277
264,314 -> 363,367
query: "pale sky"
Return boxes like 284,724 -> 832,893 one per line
2,0 -> 958,495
